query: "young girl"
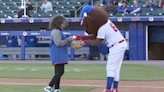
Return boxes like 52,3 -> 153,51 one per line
44,15 -> 73,92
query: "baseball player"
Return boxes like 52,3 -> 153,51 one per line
7,36 -> 18,60
75,5 -> 127,92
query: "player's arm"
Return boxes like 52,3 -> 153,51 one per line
84,34 -> 96,40
76,34 -> 96,40
85,39 -> 103,46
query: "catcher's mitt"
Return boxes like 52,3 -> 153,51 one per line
71,40 -> 85,49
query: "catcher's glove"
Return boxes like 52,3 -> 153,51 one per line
71,40 -> 85,49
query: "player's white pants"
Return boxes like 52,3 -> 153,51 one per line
100,53 -> 109,61
106,41 -> 127,81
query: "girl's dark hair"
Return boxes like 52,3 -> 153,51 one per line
49,15 -> 68,30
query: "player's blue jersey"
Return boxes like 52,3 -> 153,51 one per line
49,30 -> 68,65
7,36 -> 18,47
25,36 -> 38,47
132,5 -> 142,14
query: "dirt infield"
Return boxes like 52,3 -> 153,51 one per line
0,78 -> 164,92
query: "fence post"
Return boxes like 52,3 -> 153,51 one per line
21,36 -> 25,60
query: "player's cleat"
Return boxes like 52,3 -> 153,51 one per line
44,85 -> 54,92
54,89 -> 63,92
112,88 -> 118,92
103,89 -> 112,92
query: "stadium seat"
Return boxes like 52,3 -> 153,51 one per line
0,3 -> 5,6
52,2 -> 60,6
139,12 -> 151,16
15,2 -> 21,6
77,0 -> 86,4
108,13 -> 114,17
60,2 -> 70,5
60,10 -> 71,17
33,0 -> 43,3
12,0 -> 21,2
3,10 -> 15,15
38,11 -> 46,14
0,14 -> 8,18
10,6 -> 19,11
31,13 -> 39,18
66,6 -> 76,11
151,11 -> 163,16
69,1 -> 81,8
1,0 -> 12,3
5,2 -> 17,7
114,13 -> 124,17
0,6 -> 10,11
55,6 -> 65,12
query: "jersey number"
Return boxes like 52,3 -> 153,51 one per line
110,22 -> 118,32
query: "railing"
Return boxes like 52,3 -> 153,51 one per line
0,31 -> 89,60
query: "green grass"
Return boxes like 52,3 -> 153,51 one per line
0,85 -> 94,92
0,63 -> 164,81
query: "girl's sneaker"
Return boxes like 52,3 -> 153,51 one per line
44,86 -> 54,92
54,89 -> 63,92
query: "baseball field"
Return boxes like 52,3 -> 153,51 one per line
0,60 -> 164,92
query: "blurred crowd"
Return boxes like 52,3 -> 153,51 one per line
101,0 -> 164,16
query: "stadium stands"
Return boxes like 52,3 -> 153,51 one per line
0,0 -> 86,18
0,0 -> 164,18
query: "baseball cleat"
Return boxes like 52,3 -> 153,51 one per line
103,89 -> 112,92
112,88 -> 118,92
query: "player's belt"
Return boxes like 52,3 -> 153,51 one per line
111,39 -> 125,47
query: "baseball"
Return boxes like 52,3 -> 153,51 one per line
73,35 -> 77,39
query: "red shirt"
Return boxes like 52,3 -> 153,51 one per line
160,2 -> 164,8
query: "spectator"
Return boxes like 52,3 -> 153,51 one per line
105,1 -> 117,15
7,36 -> 18,60
99,4 -> 105,9
18,0 -> 33,18
33,2 -> 41,12
131,0 -> 142,14
25,29 -> 38,60
117,1 -> 132,14
158,0 -> 164,8
98,42 -> 109,61
111,0 -> 121,5
118,0 -> 123,6
145,0 -> 157,10
41,0 -> 53,12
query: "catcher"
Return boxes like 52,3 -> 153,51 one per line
75,5 -> 127,92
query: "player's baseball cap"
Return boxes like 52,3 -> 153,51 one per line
80,5 -> 93,19
80,5 -> 93,25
